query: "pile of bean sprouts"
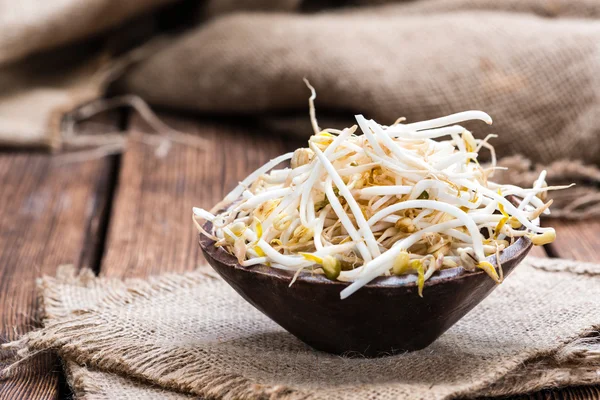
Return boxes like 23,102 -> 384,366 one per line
193,82 -> 568,299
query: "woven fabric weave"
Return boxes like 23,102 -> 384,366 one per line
121,0 -> 600,168
3,257 -> 600,399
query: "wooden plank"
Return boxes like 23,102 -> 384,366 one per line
0,110 -> 119,400
546,219 -> 600,262
0,153 -> 113,400
99,113 -> 303,278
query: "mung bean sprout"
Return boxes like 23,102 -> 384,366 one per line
193,83 -> 571,299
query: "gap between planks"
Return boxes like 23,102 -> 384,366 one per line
0,155 -> 114,400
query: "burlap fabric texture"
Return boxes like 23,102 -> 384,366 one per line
1,0 -> 600,163
0,0 -> 178,149
2,0 -> 600,217
3,257 -> 600,399
120,0 -> 600,168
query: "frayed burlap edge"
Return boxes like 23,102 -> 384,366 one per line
467,352 -> 600,398
2,265 -> 307,399
463,257 -> 600,397
64,361 -> 196,400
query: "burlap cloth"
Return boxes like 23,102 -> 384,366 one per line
120,0 -> 600,168
0,0 -> 178,149
1,0 -> 600,161
2,257 -> 600,399
2,0 -> 600,217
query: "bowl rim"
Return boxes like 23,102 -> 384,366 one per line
199,221 -> 533,290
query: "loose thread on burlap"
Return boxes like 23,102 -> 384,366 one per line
556,335 -> 600,363
52,92 -> 600,220
56,94 -> 209,164
0,338 -> 47,380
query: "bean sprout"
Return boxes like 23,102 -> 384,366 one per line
194,84 -> 566,299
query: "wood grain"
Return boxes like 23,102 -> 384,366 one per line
0,154 -> 113,400
546,219 -> 600,262
0,110 -> 118,400
99,113 -> 303,279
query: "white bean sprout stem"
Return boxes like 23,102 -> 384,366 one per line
194,83 -> 568,299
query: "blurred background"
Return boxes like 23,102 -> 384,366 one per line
2,0 -> 599,156
2,0 -> 600,218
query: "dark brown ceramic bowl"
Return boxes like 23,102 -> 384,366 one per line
199,222 -> 532,357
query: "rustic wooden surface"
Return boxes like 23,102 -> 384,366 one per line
0,111 -> 598,399
0,112 -> 119,400
548,219 -> 600,263
0,154 -> 114,399
99,113 -> 303,279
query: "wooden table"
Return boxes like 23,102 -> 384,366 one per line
0,111 -> 598,400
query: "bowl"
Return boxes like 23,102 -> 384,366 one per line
199,222 -> 532,357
